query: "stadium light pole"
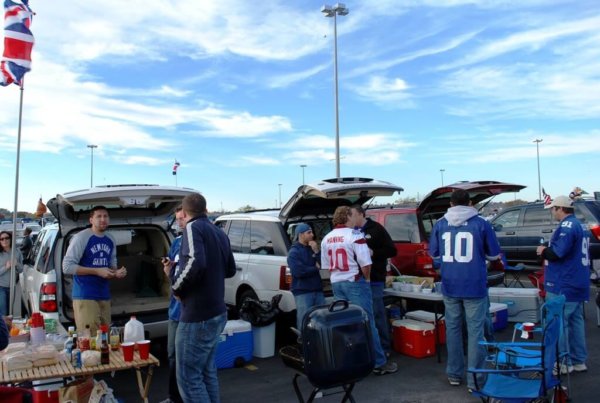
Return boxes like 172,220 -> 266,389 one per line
300,164 -> 307,185
87,144 -> 98,188
534,139 -> 543,201
440,169 -> 445,186
322,3 -> 349,180
278,183 -> 283,208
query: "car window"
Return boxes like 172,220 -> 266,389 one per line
384,214 -> 420,242
34,228 -> 58,274
228,220 -> 250,254
493,209 -> 520,228
249,221 -> 275,255
523,207 -> 554,226
574,204 -> 594,225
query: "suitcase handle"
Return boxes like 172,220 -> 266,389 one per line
328,299 -> 349,312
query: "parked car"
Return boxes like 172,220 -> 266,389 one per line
214,177 -> 404,314
19,184 -> 197,338
367,181 -> 526,280
491,197 -> 600,275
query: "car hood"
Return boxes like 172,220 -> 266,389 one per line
280,177 -> 403,223
47,184 -> 198,234
418,181 -> 526,218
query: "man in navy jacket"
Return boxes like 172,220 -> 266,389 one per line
172,193 -> 235,403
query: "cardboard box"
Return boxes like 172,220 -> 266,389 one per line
392,319 -> 436,358
489,287 -> 541,323
215,320 -> 253,368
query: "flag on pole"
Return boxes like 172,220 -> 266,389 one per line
35,195 -> 46,218
1,0 -> 34,87
542,188 -> 551,206
172,161 -> 180,175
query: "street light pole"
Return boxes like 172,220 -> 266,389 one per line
278,183 -> 282,208
440,169 -> 445,186
533,139 -> 543,201
87,144 -> 98,188
300,164 -> 307,185
322,3 -> 348,180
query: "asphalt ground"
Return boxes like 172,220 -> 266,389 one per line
99,284 -> 600,402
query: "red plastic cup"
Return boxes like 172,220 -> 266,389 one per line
522,322 -> 535,332
136,340 -> 151,360
121,342 -> 135,362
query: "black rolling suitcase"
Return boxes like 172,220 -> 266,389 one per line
296,299 -> 374,401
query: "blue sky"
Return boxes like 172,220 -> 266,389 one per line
2,0 -> 600,212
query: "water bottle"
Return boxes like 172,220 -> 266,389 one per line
29,312 -> 46,345
124,315 -> 145,345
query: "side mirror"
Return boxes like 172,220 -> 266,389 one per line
493,223 -> 502,231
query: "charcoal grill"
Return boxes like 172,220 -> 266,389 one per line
279,300 -> 374,403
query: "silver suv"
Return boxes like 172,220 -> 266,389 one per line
19,185 -> 196,338
215,178 -> 404,314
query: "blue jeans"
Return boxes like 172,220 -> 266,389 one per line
0,287 -> 9,316
370,282 -> 391,353
546,292 -> 587,365
294,291 -> 326,331
168,319 -> 183,403
443,296 -> 487,389
332,279 -> 387,367
176,312 -> 227,403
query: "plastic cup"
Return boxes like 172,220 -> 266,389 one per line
136,340 -> 151,360
522,322 -> 535,332
121,342 -> 135,362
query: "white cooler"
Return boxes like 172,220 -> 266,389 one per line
489,287 -> 540,323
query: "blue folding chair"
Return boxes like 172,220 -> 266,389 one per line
468,296 -> 566,402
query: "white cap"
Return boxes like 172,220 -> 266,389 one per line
544,195 -> 573,209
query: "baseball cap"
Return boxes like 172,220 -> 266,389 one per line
294,223 -> 312,237
544,195 -> 573,209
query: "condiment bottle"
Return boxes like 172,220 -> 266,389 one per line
100,330 -> 110,365
110,327 -> 120,351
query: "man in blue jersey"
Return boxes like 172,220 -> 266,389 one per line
172,193 -> 236,403
63,206 -> 127,335
429,190 -> 502,389
160,206 -> 186,403
537,195 -> 590,373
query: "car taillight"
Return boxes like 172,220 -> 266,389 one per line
279,265 -> 292,291
590,224 -> 600,241
415,249 -> 433,270
39,282 -> 57,312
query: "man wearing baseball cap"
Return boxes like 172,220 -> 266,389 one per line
287,223 -> 325,334
537,195 -> 590,373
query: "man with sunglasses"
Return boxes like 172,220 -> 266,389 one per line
537,195 -> 590,374
287,223 -> 325,335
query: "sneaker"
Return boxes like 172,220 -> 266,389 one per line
572,363 -> 588,372
373,361 -> 398,376
448,378 -> 461,386
553,363 -> 573,375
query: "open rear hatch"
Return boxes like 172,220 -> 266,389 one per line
280,177 -> 404,224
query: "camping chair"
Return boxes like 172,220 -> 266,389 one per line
468,305 -> 565,402
504,263 -> 526,287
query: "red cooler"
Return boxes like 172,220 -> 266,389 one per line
404,310 -> 446,344
392,319 -> 436,358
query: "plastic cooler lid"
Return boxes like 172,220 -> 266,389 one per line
489,302 -> 508,312
405,310 -> 436,322
391,319 -> 435,331
488,287 -> 539,296
222,319 -> 251,336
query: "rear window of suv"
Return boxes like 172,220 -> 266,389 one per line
383,213 -> 420,242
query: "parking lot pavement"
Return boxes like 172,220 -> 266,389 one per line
103,287 -> 600,402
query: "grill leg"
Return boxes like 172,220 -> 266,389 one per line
306,387 -> 323,403
340,383 -> 356,403
293,373 -> 307,403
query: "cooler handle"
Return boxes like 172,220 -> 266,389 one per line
328,299 -> 349,312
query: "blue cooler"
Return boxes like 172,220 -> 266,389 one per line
215,319 -> 253,369
489,302 -> 508,331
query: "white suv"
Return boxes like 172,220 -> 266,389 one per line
19,185 -> 196,338
215,178 -> 404,314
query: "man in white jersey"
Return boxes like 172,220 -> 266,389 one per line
321,206 -> 398,376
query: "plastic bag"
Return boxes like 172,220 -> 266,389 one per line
239,294 -> 282,327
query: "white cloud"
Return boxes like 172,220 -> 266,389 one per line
114,155 -> 167,166
350,75 -> 414,107
267,63 -> 330,89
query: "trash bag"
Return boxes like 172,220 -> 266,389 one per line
239,294 -> 282,327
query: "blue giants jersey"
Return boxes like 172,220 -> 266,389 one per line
72,233 -> 115,300
544,214 -> 590,302
429,215 -> 501,298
